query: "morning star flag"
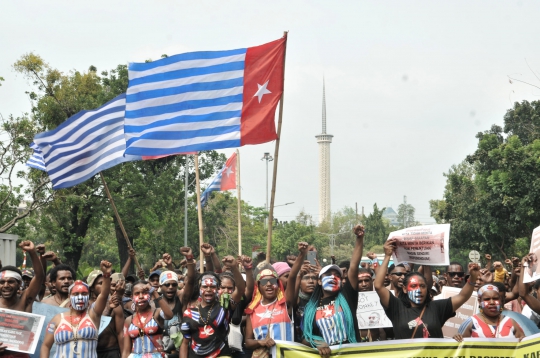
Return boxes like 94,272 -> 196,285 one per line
26,143 -> 46,171
123,36 -> 286,156
32,94 -> 142,189
201,152 -> 237,206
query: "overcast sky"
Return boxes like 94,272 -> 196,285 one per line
2,1 -> 540,225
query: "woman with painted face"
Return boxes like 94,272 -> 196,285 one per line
40,260 -> 113,358
300,226 -> 365,358
454,283 -> 524,341
244,242 -> 309,358
122,278 -> 174,358
375,239 -> 480,339
179,246 -> 245,358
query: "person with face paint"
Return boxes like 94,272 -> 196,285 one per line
40,260 -> 113,358
454,283 -> 524,341
122,277 -> 174,358
157,270 -> 183,357
180,247 -> 245,358
375,238 -> 480,339
301,226 -> 365,358
245,242 -> 309,357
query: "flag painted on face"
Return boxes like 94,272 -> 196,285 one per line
123,36 -> 286,156
200,152 -> 237,206
26,143 -> 47,171
32,94 -> 142,189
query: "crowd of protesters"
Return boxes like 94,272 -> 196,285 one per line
2,225 -> 540,358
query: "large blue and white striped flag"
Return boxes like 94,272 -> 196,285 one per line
124,37 -> 286,156
26,143 -> 46,171
32,94 -> 142,189
201,171 -> 223,207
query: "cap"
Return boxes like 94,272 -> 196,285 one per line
149,270 -> 162,279
21,269 -> 34,278
111,273 -> 125,284
126,274 -> 138,283
272,262 -> 291,277
87,270 -> 102,287
319,264 -> 342,278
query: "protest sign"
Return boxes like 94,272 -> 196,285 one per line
387,224 -> 450,265
271,335 -> 540,358
435,286 -> 478,338
0,308 -> 45,354
356,291 -> 392,329
523,225 -> 540,283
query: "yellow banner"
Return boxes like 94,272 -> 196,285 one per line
271,334 -> 540,358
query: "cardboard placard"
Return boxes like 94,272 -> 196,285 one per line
387,224 -> 450,265
435,286 -> 478,338
356,291 -> 393,329
523,225 -> 540,283
0,307 -> 45,354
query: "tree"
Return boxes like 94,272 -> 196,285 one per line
397,202 -> 420,229
363,203 -> 395,248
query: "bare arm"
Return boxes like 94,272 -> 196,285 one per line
374,239 -> 396,309
113,305 -> 125,353
201,243 -> 222,274
19,241 -> 44,308
40,316 -> 59,358
92,261 -> 112,317
348,225 -> 365,289
286,242 -> 308,309
122,248 -> 135,278
122,317 -> 132,358
451,263 -> 479,311
222,256 -> 245,306
484,254 -> 492,270
180,247 -> 196,308
241,256 -> 254,299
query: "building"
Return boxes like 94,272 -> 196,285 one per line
315,80 -> 333,223
382,207 -> 400,227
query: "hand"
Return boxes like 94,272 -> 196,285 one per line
0,342 -> 5,353
286,255 -> 297,266
310,265 -> 321,277
162,253 -> 173,266
200,243 -> 214,256
383,239 -> 397,256
114,280 -> 126,296
19,240 -> 34,251
128,248 -> 136,257
179,258 -> 187,267
222,255 -> 236,270
331,255 -> 336,264
109,294 -> 120,309
100,260 -> 113,275
308,245 -> 317,252
260,336 -> 275,347
240,255 -> 253,269
453,334 -> 464,342
353,224 -> 365,239
513,266 -> 521,277
505,259 -> 512,265
468,262 -> 480,280
36,244 -> 46,255
485,254 -> 491,260
298,241 -> 309,254
179,247 -> 193,258
367,251 -> 377,260
42,251 -> 58,262
512,257 -> 520,267
314,340 -> 331,358
479,268 -> 493,283
299,261 -> 311,276
137,268 -> 145,280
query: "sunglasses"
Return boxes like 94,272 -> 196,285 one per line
259,278 -> 278,286
391,272 -> 406,277
447,272 -> 465,278
163,283 -> 178,288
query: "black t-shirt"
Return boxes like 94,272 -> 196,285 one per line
384,293 -> 454,339
310,280 -> 361,344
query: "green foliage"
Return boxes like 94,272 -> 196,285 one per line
363,203 -> 395,247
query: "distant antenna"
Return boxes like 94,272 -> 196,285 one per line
322,78 -> 327,134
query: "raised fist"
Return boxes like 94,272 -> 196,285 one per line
353,225 -> 365,239
19,240 -> 34,251
109,294 -> 120,309
162,253 -> 172,266
36,244 -> 46,255
505,259 -> 512,265
222,255 -> 236,269
367,252 -> 377,260
100,260 -> 113,275
286,255 -> 297,266
179,247 -> 193,258
200,243 -> 214,256
485,254 -> 491,260
240,256 -> 253,269
42,251 -> 58,261
137,268 -> 145,280
383,239 -> 397,256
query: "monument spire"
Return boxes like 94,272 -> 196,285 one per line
315,79 -> 333,223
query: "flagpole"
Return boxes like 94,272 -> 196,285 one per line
99,172 -> 143,272
266,31 -> 288,264
184,155 -> 189,247
236,149 -> 242,256
194,153 -> 205,273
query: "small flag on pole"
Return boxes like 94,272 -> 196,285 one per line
124,37 -> 286,156
32,94 -> 142,189
201,152 -> 237,206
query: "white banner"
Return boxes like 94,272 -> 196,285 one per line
387,224 -> 450,265
0,307 -> 45,354
523,225 -> 540,283
356,291 -> 392,329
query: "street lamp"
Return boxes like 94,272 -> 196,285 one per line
261,152 -> 273,227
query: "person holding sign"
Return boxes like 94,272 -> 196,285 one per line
454,283 -> 524,340
40,260 -> 113,358
375,238 -> 480,339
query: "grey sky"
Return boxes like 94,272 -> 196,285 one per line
2,1 -> 540,225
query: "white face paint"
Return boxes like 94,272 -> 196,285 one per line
71,293 -> 89,311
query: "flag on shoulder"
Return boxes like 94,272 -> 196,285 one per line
201,152 -> 237,206
124,36 -> 286,156
32,94 -> 142,189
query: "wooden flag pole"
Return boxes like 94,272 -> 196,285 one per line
194,153 -> 205,273
266,31 -> 288,264
236,149 -> 242,256
99,172 -> 143,272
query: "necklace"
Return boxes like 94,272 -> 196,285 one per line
199,301 -> 215,332
480,312 -> 501,338
69,309 -> 85,355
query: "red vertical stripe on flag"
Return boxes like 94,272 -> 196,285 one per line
220,152 -> 237,191
240,37 -> 286,146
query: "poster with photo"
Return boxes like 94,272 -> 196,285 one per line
387,224 -> 450,266
356,291 -> 392,329
522,225 -> 540,284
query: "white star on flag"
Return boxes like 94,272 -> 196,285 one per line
223,165 -> 234,178
254,80 -> 272,103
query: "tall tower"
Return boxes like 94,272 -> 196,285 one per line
315,80 -> 333,223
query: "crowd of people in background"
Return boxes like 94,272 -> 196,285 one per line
2,225 -> 540,358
